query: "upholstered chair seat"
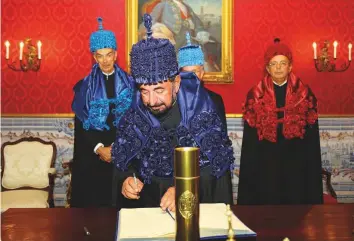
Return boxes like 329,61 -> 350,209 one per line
1,190 -> 49,209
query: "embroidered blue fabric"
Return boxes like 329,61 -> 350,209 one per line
112,72 -> 235,183
72,64 -> 134,131
82,88 -> 133,130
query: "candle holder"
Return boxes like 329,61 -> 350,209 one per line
313,40 -> 351,72
4,38 -> 41,72
226,204 -> 235,241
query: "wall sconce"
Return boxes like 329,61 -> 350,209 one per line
4,38 -> 42,72
312,40 -> 352,72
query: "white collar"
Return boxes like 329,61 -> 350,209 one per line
273,79 -> 287,87
102,69 -> 115,77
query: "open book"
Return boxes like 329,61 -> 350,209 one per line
116,203 -> 256,241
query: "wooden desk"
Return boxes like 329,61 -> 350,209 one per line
1,205 -> 353,241
1,208 -> 117,241
233,204 -> 354,241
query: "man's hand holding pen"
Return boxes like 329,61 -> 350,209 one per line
122,175 -> 144,199
160,187 -> 176,212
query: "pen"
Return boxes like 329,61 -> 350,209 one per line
133,173 -> 138,188
165,208 -> 175,221
84,226 -> 90,236
133,173 -> 140,198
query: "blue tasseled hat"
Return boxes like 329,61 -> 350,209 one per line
130,14 -> 178,85
89,17 -> 117,53
178,32 -> 204,69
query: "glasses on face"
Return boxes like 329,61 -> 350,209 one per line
268,61 -> 289,68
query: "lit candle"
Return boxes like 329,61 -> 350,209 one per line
5,41 -> 10,59
312,42 -> 317,59
348,43 -> 352,61
19,41 -> 24,60
333,41 -> 338,59
37,41 -> 42,59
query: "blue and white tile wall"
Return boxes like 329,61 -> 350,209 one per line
1,117 -> 353,206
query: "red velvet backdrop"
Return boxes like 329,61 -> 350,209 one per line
1,0 -> 354,114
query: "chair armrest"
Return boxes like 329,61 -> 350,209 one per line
62,159 -> 73,175
61,159 -> 73,208
62,159 -> 73,168
48,168 -> 56,175
322,168 -> 337,199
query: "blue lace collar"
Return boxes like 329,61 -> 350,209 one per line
72,64 -> 134,131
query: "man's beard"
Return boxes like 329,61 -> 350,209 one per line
147,94 -> 177,116
148,105 -> 167,115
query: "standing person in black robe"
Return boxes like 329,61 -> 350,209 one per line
70,17 -> 133,207
111,14 -> 234,211
177,32 -> 227,128
237,38 -> 323,205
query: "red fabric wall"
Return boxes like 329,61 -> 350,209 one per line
1,0 -> 353,114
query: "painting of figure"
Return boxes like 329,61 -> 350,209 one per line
137,0 -> 222,72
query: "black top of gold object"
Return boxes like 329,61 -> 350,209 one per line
174,147 -> 200,178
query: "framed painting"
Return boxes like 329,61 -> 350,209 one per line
126,0 -> 234,83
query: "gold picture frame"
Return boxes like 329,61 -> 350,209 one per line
126,0 -> 234,83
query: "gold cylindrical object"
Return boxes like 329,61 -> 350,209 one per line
174,147 -> 200,241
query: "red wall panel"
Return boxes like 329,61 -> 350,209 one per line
1,0 -> 354,114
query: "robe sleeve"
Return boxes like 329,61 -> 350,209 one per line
304,88 -> 323,204
207,90 -> 227,129
304,120 -> 324,204
111,164 -> 138,208
215,94 -> 227,129
198,165 -> 233,204
211,171 -> 233,204
237,120 -> 261,205
72,115 -> 116,207
74,116 -> 107,153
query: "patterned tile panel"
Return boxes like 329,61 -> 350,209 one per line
1,117 -> 353,206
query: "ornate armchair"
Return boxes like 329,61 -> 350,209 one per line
1,137 -> 57,210
322,168 -> 338,204
61,159 -> 73,208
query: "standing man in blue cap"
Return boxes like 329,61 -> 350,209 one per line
71,17 -> 133,207
178,32 -> 227,128
111,14 -> 234,211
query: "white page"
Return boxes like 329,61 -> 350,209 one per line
200,203 -> 252,230
118,203 -> 255,240
118,207 -> 175,238
199,203 -> 255,237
